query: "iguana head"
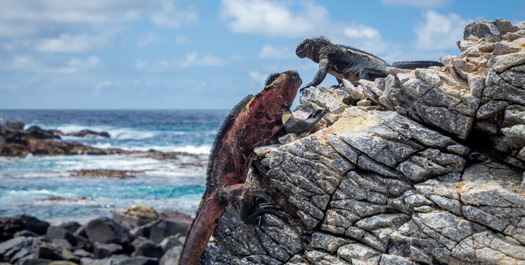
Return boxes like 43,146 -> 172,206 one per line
262,70 -> 301,107
296,37 -> 331,60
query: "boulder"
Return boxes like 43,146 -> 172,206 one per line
131,238 -> 163,260
113,205 -> 159,229
46,226 -> 77,249
84,217 -> 131,247
34,242 -> 80,264
146,219 -> 189,244
0,236 -> 45,264
3,121 -> 25,130
20,258 -> 53,265
93,242 -> 123,259
159,236 -> 182,252
65,130 -> 110,138
27,126 -> 60,140
159,246 -> 182,265
0,215 -> 50,240
93,254 -> 157,265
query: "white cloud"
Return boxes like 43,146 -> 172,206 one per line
220,0 -> 329,37
0,55 -> 101,73
0,0 -> 148,38
152,0 -> 198,28
180,53 -> 224,68
137,32 -> 160,47
34,32 -> 114,52
0,0 -> 197,52
258,45 -> 294,59
135,53 -> 225,72
343,25 -> 380,39
414,10 -> 467,51
382,0 -> 452,8
220,0 -> 388,55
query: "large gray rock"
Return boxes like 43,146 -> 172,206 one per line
200,19 -> 525,265
84,217 -> 131,247
0,236 -> 44,264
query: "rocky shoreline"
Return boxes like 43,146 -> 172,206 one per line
0,120 -> 207,168
0,206 -> 190,265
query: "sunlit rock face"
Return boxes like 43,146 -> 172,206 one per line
205,19 -> 525,265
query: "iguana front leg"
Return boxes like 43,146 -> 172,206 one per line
283,109 -> 328,133
300,58 -> 329,93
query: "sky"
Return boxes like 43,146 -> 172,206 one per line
0,0 -> 523,110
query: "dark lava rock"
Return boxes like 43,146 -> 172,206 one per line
93,242 -> 123,259
0,236 -> 45,264
34,242 -> 80,264
27,126 -> 60,140
100,254 -> 158,265
113,205 -> 159,229
0,215 -> 50,240
46,226 -> 77,248
20,258 -> 52,265
159,246 -> 182,265
3,121 -> 25,130
131,238 -> 164,260
84,217 -> 131,247
65,130 -> 110,138
131,219 -> 189,245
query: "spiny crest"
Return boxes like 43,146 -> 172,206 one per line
264,73 -> 281,87
206,94 -> 254,182
312,35 -> 331,43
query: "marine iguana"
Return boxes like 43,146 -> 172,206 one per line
296,36 -> 443,92
178,70 -> 327,265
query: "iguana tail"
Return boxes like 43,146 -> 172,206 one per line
178,191 -> 226,265
391,60 -> 443,69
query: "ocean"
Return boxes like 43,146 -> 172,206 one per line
0,110 -> 228,223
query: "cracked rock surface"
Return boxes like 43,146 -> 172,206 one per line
204,19 -> 525,265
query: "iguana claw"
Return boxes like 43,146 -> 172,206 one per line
240,192 -> 284,226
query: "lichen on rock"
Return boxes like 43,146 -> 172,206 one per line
205,19 -> 525,265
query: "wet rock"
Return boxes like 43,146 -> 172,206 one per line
71,170 -> 142,179
65,130 -> 110,138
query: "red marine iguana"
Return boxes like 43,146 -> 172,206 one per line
296,36 -> 443,92
178,70 -> 327,265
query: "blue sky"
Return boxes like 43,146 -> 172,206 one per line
0,0 -> 523,109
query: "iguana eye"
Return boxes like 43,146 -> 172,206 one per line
264,73 -> 281,86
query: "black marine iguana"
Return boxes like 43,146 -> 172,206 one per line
178,70 -> 327,265
296,36 -> 443,92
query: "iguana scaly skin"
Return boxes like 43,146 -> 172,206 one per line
178,70 -> 327,265
296,37 -> 443,91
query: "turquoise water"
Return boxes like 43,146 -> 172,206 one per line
0,110 -> 228,222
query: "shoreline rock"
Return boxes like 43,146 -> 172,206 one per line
204,19 -> 525,264
0,206 -> 191,265
0,121 -> 207,167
